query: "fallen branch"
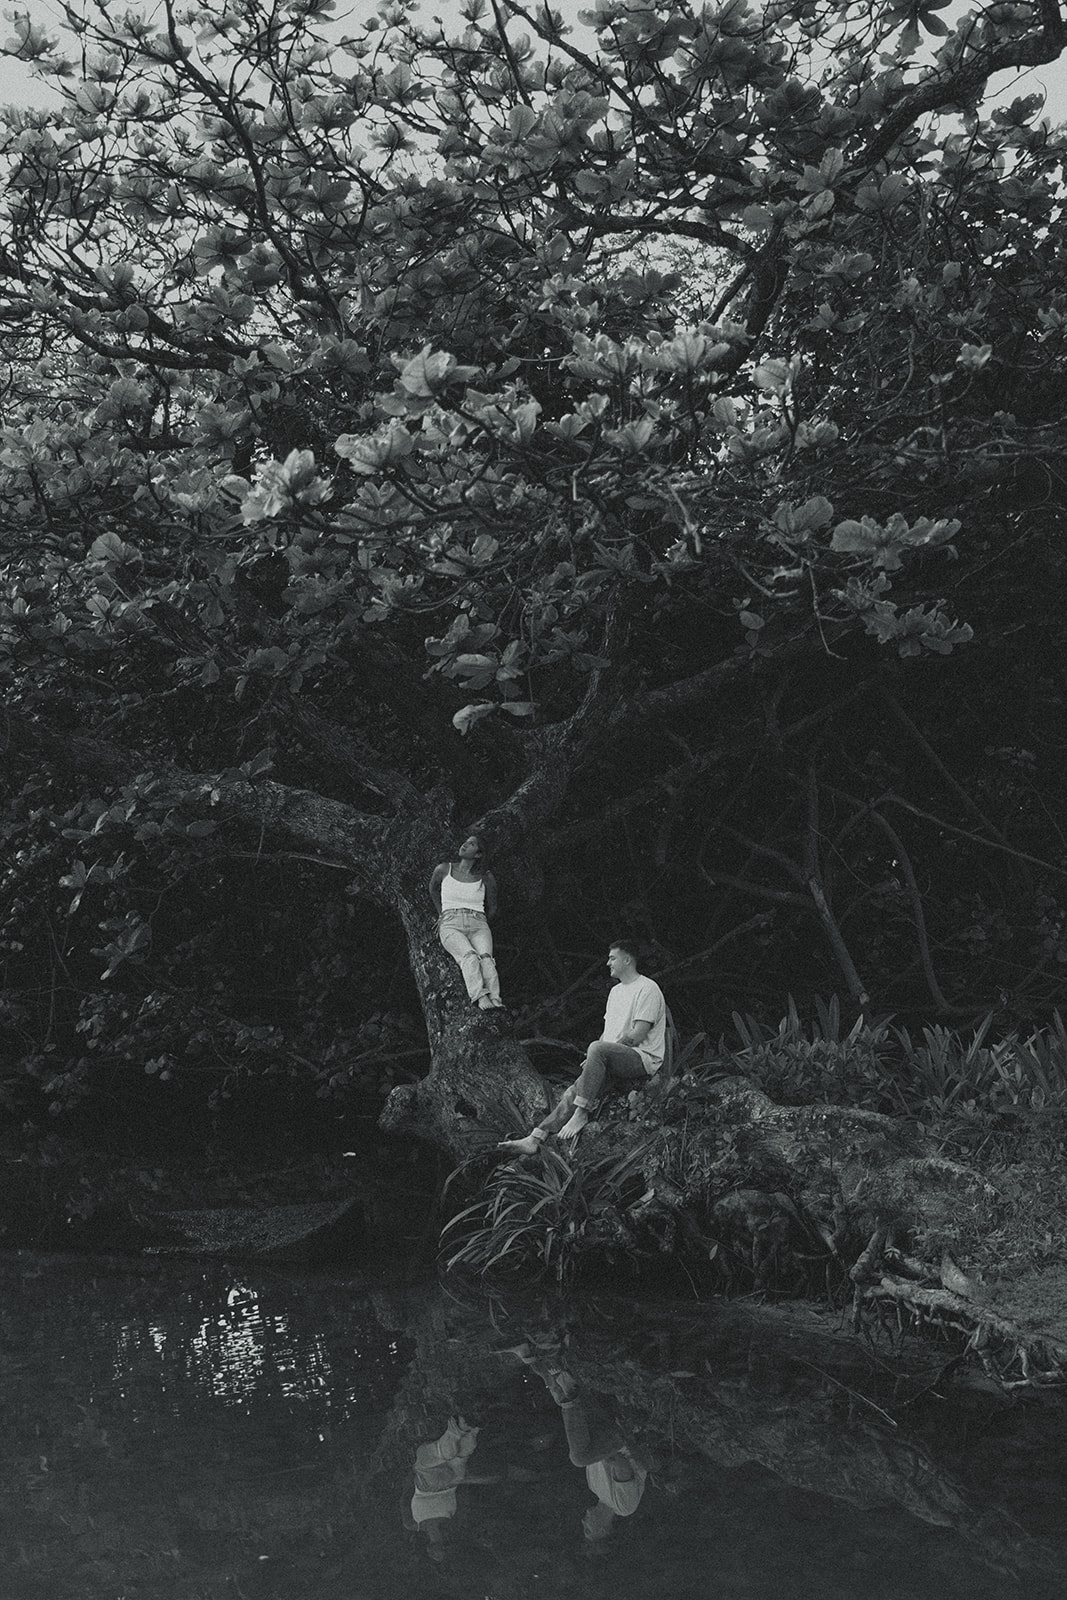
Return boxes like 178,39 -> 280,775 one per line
859,1277 -> 1067,1388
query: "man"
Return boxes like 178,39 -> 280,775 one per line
505,1343 -> 647,1544
500,938 -> 666,1154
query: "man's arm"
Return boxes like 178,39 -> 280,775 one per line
618,1019 -> 653,1049
622,981 -> 665,1049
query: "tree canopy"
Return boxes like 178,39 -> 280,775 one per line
1,0 -> 1066,1131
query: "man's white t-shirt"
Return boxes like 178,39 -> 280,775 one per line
603,975 -> 666,1074
585,1450 -> 648,1516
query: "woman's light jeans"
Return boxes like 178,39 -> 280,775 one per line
438,908 -> 501,1004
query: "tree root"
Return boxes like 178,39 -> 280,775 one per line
857,1276 -> 1067,1389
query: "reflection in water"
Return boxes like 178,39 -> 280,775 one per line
406,1415 -> 483,1556
0,1252 -> 1064,1599
104,1273 -> 396,1415
507,1345 -> 648,1544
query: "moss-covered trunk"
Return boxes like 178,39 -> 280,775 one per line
377,880 -> 548,1152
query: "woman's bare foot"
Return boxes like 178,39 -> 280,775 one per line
498,1133 -> 545,1156
499,1341 -> 536,1362
558,1106 -> 589,1142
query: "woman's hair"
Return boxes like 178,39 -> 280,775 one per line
460,832 -> 487,865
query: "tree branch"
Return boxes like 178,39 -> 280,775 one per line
652,915 -> 771,985
477,612 -> 627,843
878,687 -> 1009,846
613,636 -> 844,731
866,807 -> 953,1014
0,707 -> 394,899
851,6 -> 1066,173
288,702 -> 421,811
700,862 -> 807,908
880,794 -> 1067,881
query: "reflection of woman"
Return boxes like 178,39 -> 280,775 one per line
430,834 -> 505,1012
406,1414 -> 481,1556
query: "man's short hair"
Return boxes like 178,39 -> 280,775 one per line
608,937 -> 642,967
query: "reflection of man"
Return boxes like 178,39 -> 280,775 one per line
407,1415 -> 482,1557
510,1346 -> 647,1543
500,940 -> 666,1153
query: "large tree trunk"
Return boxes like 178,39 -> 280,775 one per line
378,885 -> 549,1153
374,736 -> 594,1154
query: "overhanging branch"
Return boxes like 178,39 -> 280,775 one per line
0,706 -> 394,900
851,4 -> 1066,172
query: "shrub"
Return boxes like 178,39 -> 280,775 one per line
730,998 -> 1067,1158
440,1141 -> 654,1285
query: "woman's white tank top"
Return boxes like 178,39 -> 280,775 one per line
440,869 -> 485,913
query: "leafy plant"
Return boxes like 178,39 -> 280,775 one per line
729,997 -> 897,1109
728,999 -> 1067,1160
440,1141 -> 654,1285
888,1014 -> 1067,1158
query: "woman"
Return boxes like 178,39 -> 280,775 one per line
430,834 -> 505,1011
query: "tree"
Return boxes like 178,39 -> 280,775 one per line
1,0 -> 1066,1154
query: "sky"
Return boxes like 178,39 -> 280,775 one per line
3,0 -> 1067,119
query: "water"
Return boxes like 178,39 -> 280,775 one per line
0,1251 -> 1064,1599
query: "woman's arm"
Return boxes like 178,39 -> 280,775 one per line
429,862 -> 447,913
482,870 -> 498,920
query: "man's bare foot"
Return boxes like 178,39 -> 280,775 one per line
498,1133 -> 545,1156
558,1107 -> 589,1142
544,1368 -> 579,1405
